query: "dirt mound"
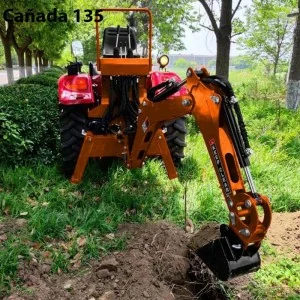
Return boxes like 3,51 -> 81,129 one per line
267,211 -> 300,254
7,221 -> 227,300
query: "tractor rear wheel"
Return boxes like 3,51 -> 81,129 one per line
59,105 -> 87,177
164,117 -> 187,166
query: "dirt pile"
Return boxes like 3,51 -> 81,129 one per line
7,221 -> 227,300
7,212 -> 299,300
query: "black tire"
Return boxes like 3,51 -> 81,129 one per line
164,117 -> 187,166
60,105 -> 87,177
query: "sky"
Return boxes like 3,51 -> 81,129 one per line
172,0 -> 252,56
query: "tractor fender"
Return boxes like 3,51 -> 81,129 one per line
58,74 -> 94,105
148,71 -> 188,99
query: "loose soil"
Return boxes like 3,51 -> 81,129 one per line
4,212 -> 300,300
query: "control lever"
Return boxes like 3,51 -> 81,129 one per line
113,25 -> 120,58
120,42 -> 123,58
127,25 -> 133,58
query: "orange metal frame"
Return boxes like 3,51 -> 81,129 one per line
96,8 -> 153,73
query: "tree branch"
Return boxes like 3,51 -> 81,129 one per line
11,33 -> 20,52
199,23 -> 214,32
128,0 -> 138,8
231,31 -> 243,38
199,0 -> 220,38
6,21 -> 14,39
232,0 -> 242,20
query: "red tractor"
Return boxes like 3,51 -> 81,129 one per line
58,8 -> 272,281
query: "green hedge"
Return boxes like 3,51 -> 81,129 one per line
0,69 -> 64,166
16,68 -> 64,87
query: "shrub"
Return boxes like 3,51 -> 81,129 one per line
16,74 -> 58,87
16,67 -> 65,87
0,83 -> 59,166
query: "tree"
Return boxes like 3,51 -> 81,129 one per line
129,0 -> 199,53
286,4 -> 300,109
238,0 -> 296,76
198,0 -> 243,79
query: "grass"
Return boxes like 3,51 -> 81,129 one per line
249,255 -> 300,299
0,68 -> 300,297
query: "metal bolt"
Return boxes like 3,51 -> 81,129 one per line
186,69 -> 192,77
142,101 -> 147,107
245,148 -> 253,156
126,164 -> 130,167
118,140 -> 122,144
230,96 -> 238,104
158,136 -> 162,139
245,199 -> 252,208
124,146 -> 127,150
229,212 -> 236,225
182,99 -> 191,106
138,109 -> 142,114
239,228 -> 250,237
88,137 -> 92,142
227,200 -> 234,207
210,96 -> 220,104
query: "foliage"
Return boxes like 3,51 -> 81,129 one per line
0,69 -> 62,165
249,256 -> 300,299
16,73 -> 60,87
237,0 -> 296,75
230,55 -> 253,70
175,58 -> 191,69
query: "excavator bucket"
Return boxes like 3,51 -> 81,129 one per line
189,224 -> 261,281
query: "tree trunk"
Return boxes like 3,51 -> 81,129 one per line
11,35 -> 32,79
216,35 -> 231,79
273,56 -> 279,76
0,20 -> 14,84
25,49 -> 32,77
286,8 -> 300,110
38,53 -> 44,72
3,41 -> 14,84
217,0 -> 232,79
199,0 -> 233,79
33,50 -> 39,73
16,51 -> 26,78
43,57 -> 49,68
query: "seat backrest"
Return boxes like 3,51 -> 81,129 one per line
102,27 -> 137,56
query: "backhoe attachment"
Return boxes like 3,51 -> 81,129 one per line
183,68 -> 272,280
150,68 -> 272,280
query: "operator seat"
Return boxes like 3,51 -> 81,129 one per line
102,26 -> 139,57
